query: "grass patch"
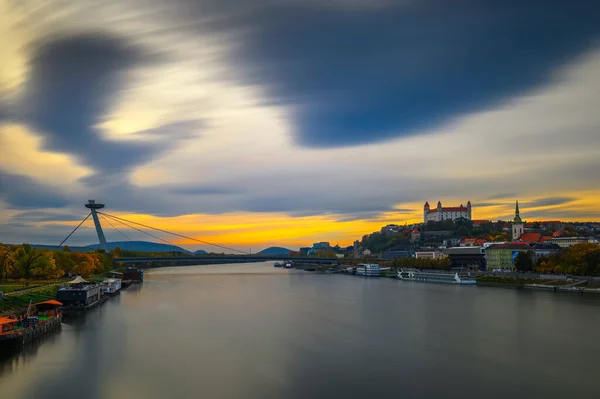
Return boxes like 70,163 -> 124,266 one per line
0,286 -> 59,314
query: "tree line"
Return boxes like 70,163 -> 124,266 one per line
0,243 -> 112,282
514,243 -> 600,275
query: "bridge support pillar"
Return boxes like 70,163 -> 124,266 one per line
85,200 -> 108,252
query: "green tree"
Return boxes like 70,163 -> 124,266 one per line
15,244 -> 54,279
457,226 -> 469,237
514,252 -> 533,272
54,250 -> 76,274
0,244 -> 16,283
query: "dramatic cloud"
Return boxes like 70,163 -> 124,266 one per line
10,211 -> 83,223
1,0 -> 600,248
0,171 -> 70,209
218,0 -> 600,147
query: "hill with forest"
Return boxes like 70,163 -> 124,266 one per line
32,241 -> 191,254
257,246 -> 293,255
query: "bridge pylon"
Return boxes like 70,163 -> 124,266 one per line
85,200 -> 108,252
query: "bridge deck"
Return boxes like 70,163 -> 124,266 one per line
114,256 -> 339,264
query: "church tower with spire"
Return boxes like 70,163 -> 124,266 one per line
512,200 -> 524,241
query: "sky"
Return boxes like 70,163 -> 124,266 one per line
1,0 -> 600,252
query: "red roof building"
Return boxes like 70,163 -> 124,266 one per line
518,233 -> 542,243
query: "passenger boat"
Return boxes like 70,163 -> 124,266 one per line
274,262 -> 283,267
0,300 -> 63,347
397,269 -> 476,285
57,277 -> 108,311
284,263 -> 293,269
102,278 -> 122,296
355,263 -> 382,277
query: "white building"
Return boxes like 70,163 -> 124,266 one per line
424,201 -> 472,223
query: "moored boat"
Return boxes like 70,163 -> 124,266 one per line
123,267 -> 144,284
397,269 -> 476,285
0,300 -> 63,347
102,278 -> 122,296
356,263 -> 382,277
274,262 -> 283,267
57,277 -> 108,311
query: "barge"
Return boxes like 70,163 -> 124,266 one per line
0,300 -> 63,348
123,267 -> 144,284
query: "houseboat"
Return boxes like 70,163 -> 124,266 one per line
0,300 -> 63,347
105,271 -> 132,289
397,269 -> 476,285
57,277 -> 108,311
123,267 -> 144,284
102,278 -> 122,296
356,263 -> 383,277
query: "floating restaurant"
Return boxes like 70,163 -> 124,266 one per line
0,300 -> 63,347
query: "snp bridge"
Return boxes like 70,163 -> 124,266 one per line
59,200 -> 338,266
114,255 -> 338,265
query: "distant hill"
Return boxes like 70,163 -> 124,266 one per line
257,246 -> 293,255
87,241 -> 192,254
32,241 -> 191,254
194,249 -> 208,255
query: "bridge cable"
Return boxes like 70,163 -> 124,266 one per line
99,213 -> 131,242
98,213 -> 179,248
58,212 -> 92,247
98,211 -> 249,254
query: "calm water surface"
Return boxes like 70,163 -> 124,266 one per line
1,262 -> 599,398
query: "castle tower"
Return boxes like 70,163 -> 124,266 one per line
512,200 -> 524,241
424,201 -> 430,223
85,200 -> 108,252
467,201 -> 472,220
437,201 -> 442,221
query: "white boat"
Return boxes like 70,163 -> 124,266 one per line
355,263 -> 382,277
103,278 -> 122,295
397,269 -> 476,285
284,263 -> 293,269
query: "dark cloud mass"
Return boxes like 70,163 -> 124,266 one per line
10,211 -> 82,223
216,0 -> 600,147
23,33 -> 179,174
0,171 -> 69,209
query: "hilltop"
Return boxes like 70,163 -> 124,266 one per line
32,241 -> 192,254
257,246 -> 293,255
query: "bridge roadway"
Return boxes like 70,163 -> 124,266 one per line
113,255 -> 339,265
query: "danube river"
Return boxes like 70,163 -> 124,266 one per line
1,262 -> 599,398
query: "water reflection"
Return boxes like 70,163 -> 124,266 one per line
1,263 -> 599,399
